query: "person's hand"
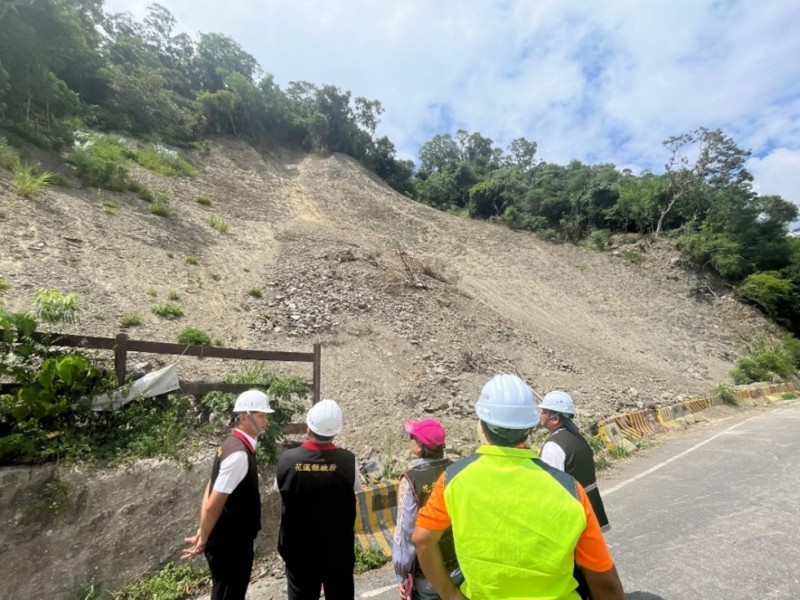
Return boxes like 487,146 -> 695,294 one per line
181,530 -> 205,560
398,573 -> 413,600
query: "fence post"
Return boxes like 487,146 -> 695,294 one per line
115,333 -> 128,385
312,342 -> 321,404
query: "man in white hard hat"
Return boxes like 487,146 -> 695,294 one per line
539,390 -> 611,600
276,399 -> 363,600
539,390 -> 610,532
412,374 -> 624,600
182,389 -> 274,600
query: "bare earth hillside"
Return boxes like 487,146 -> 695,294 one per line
0,138 -> 771,456
0,138 -> 777,597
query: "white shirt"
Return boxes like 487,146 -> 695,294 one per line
539,440 -> 567,471
212,430 -> 257,494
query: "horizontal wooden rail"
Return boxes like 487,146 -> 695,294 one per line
1,329 -> 321,404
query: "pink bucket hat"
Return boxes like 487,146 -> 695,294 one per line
404,418 -> 446,449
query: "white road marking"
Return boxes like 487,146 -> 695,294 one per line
603,416 -> 756,496
361,584 -> 396,598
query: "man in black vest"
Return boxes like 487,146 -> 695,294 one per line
182,389 -> 274,600
538,390 -> 610,531
276,399 -> 362,600
539,390 -> 610,600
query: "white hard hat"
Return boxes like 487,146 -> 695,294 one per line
540,390 -> 576,416
233,389 -> 275,414
306,399 -> 343,437
475,374 -> 538,429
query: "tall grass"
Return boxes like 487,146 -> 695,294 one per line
12,163 -> 53,198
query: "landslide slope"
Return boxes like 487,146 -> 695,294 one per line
0,138 -> 770,455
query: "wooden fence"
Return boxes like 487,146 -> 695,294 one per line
1,330 -> 321,432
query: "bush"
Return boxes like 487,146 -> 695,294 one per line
248,287 -> 262,298
608,445 -> 629,459
589,229 -> 612,251
135,143 -> 196,177
0,311 -> 116,464
716,384 -> 737,405
0,278 -> 11,292
354,545 -> 388,574
150,201 -> 170,217
500,205 -> 523,229
137,187 -> 155,202
119,314 -> 142,328
730,340 -> 795,384
167,291 -> 180,301
34,289 -> 79,325
523,215 -> 549,232
46,172 -> 72,188
196,194 -> 212,206
536,228 -> 558,242
177,327 -> 211,346
208,214 -> 230,233
738,272 -> 793,317
151,303 -> 183,320
782,336 -> 800,369
11,163 -> 53,198
185,256 -> 199,265
65,133 -> 133,191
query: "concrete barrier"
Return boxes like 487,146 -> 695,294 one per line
596,382 -> 797,452
656,405 -> 681,429
734,382 -> 797,405
355,480 -> 399,555
596,418 -> 638,454
684,397 -> 713,414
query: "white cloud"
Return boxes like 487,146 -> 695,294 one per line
748,149 -> 800,208
104,0 -> 800,207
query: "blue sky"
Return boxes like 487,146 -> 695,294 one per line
105,0 -> 800,212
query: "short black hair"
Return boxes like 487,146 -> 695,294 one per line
310,431 -> 334,443
480,421 -> 530,447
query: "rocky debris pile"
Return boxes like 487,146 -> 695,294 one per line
251,242 -> 471,342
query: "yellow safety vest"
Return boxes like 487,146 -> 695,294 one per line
443,445 -> 586,599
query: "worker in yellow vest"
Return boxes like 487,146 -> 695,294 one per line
412,374 -> 624,600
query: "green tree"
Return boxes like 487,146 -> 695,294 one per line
418,133 -> 460,174
606,171 -> 665,233
192,32 -> 260,92
659,128 -> 752,236
505,137 -> 538,172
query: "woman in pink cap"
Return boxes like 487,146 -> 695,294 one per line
392,418 -> 462,600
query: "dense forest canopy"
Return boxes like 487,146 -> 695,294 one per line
1,0 -> 799,332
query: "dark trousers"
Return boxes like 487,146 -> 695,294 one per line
285,561 -> 355,600
205,542 -> 254,600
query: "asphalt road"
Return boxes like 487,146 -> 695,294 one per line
601,401 -> 800,600
210,401 -> 800,599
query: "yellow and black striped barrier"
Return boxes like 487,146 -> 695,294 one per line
596,381 -> 797,451
355,480 -> 400,555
